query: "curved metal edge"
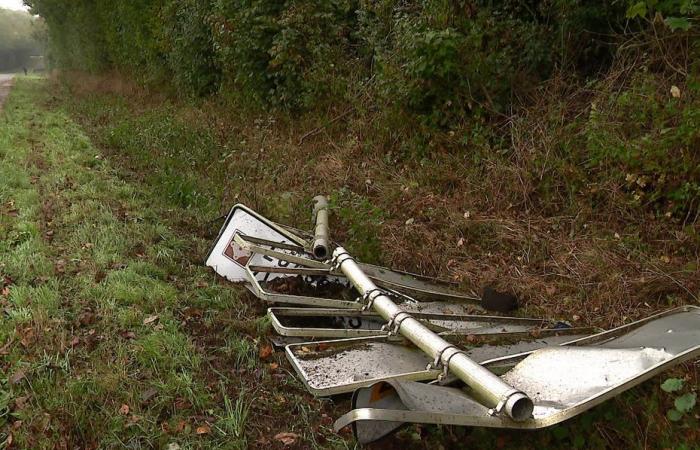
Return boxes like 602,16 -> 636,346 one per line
245,265 -> 361,309
334,344 -> 700,433
283,335 -> 441,396
204,204 -> 308,263
268,305 -> 594,339
234,233 -> 329,269
268,307 -> 381,338
481,305 -> 699,368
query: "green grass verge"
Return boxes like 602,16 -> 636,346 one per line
0,79 -> 349,449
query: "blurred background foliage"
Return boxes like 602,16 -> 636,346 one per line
0,7 -> 45,72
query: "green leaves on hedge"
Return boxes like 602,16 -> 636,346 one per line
665,17 -> 692,31
626,2 -> 648,18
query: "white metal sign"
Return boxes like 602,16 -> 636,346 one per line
205,204 -> 308,282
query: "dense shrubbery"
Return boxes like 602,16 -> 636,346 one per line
0,8 -> 45,72
26,0 -> 700,217
210,0 -> 359,108
26,1 -> 640,107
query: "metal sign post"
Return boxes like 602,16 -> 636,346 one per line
312,195 -> 330,259
332,247 -> 534,421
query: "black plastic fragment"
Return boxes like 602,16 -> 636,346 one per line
481,287 -> 518,312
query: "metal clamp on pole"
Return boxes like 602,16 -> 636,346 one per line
356,288 -> 384,311
311,195 -> 330,260
332,247 -> 534,422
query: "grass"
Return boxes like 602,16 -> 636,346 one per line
0,72 -> 697,449
0,78 -> 348,449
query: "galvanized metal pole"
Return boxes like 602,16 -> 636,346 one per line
332,247 -> 534,421
312,195 -> 330,260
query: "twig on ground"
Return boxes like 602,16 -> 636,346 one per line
298,108 -> 353,145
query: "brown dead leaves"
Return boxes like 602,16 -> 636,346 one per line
274,432 -> 300,446
143,315 -> 159,325
259,344 -> 273,360
9,368 -> 27,385
195,424 -> 211,435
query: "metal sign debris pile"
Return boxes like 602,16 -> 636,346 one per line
205,201 -> 700,443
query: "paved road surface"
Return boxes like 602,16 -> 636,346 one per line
0,74 -> 15,110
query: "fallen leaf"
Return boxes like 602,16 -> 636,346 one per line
20,336 -> 32,348
660,255 -> 671,263
94,271 -> 107,283
141,387 -> 158,402
143,315 -> 159,325
55,259 -> 66,273
174,398 -> 189,410
405,218 -> 415,226
183,307 -> 203,318
9,368 -> 27,385
457,237 -> 465,247
463,211 -> 471,219
14,396 -> 29,410
120,330 -> 136,340
259,344 -> 273,360
269,362 -> 279,370
255,436 -> 271,445
195,424 -> 211,435
274,432 -> 300,446
78,311 -> 96,325
0,339 -> 13,355
19,327 -> 35,347
119,404 -> 130,415
671,85 -> 681,98
175,420 -> 187,432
